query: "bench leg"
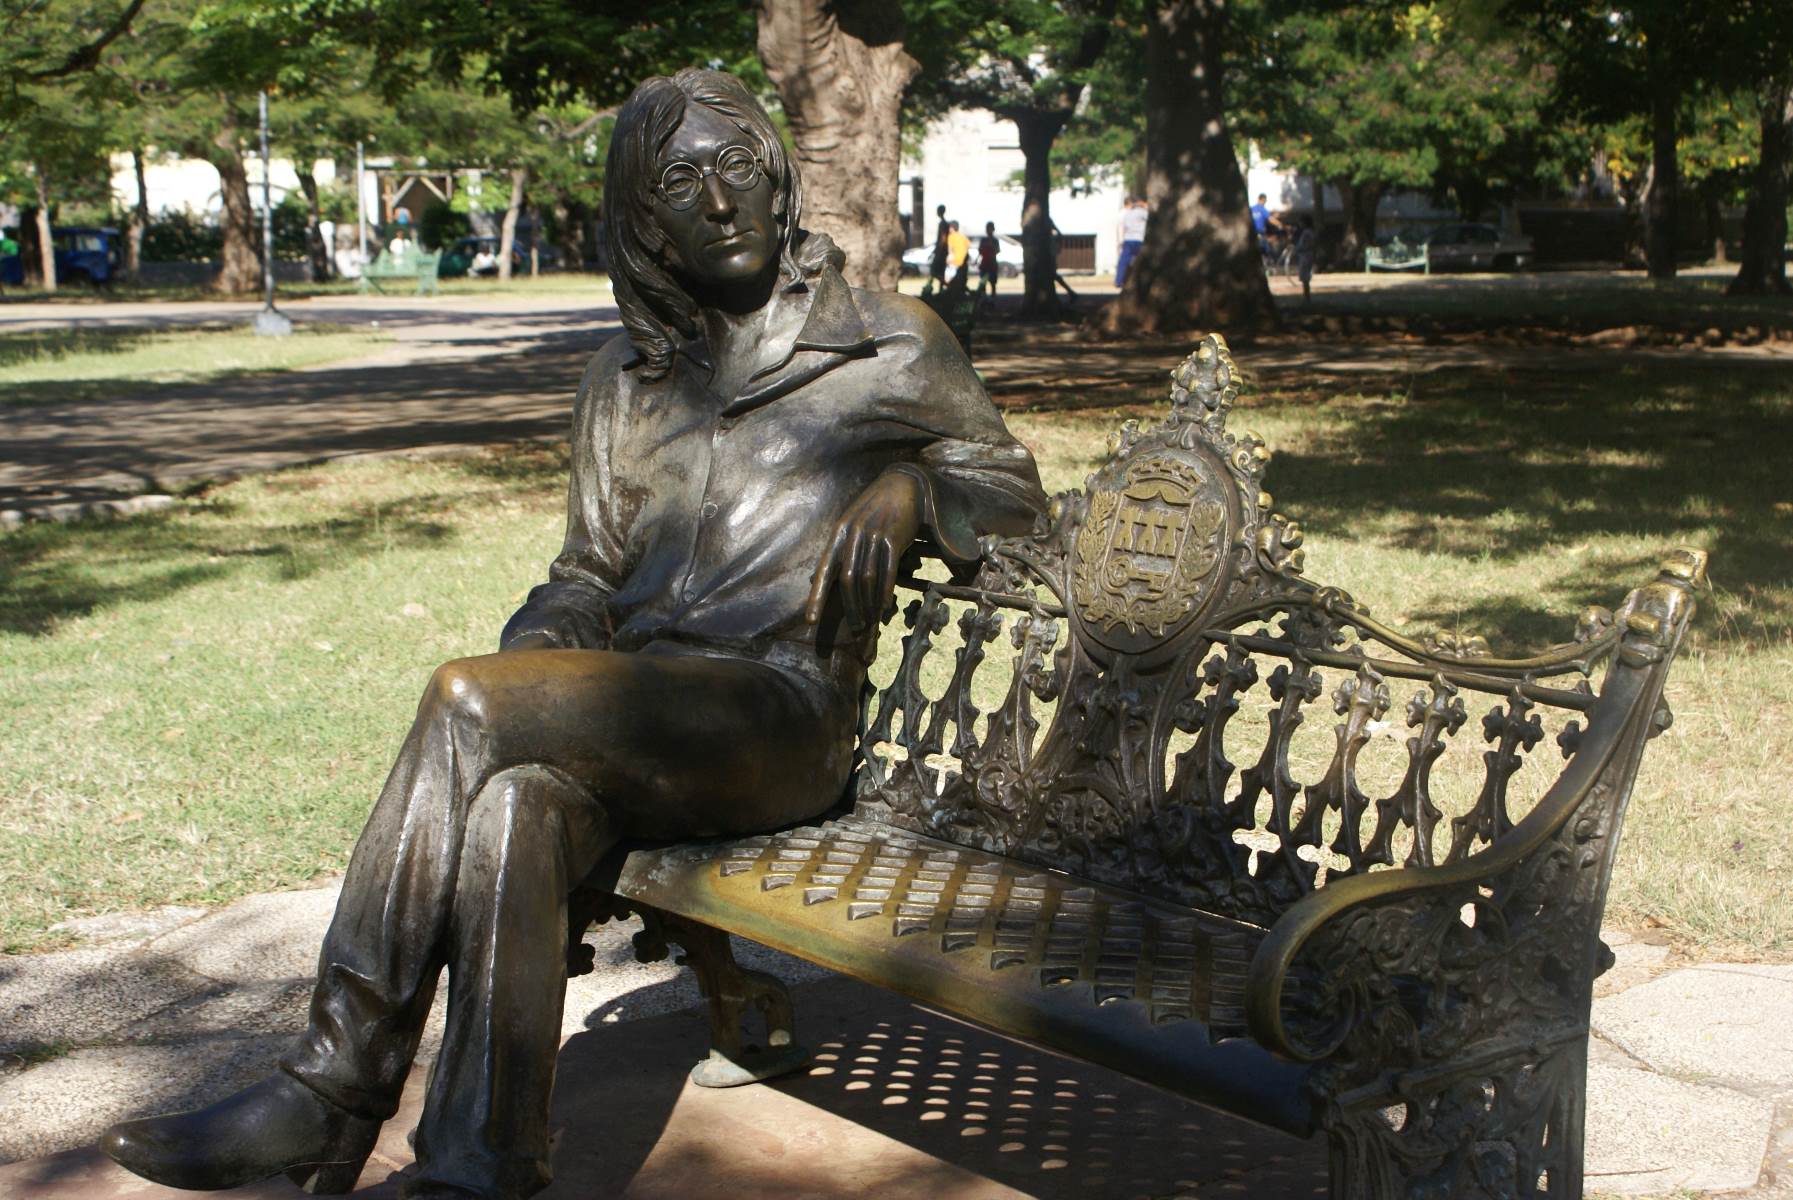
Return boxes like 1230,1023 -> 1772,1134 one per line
1322,1037 -> 1587,1199
620,907 -> 810,1083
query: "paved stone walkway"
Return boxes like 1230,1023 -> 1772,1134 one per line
0,883 -> 1787,1197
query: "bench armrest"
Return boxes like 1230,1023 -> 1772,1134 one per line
1243,552 -> 1702,1064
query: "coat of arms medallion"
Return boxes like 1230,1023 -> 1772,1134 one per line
1070,448 -> 1235,656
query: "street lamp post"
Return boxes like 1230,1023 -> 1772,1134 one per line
253,89 -> 292,337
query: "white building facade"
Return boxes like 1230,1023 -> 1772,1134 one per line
898,107 -> 1132,277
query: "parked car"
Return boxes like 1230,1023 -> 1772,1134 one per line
900,232 -> 1024,278
0,225 -> 120,285
438,234 -> 562,278
1418,223 -> 1533,271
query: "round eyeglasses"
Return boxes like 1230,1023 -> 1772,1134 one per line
656,145 -> 765,210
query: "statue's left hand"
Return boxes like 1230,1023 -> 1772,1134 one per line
806,469 -> 925,634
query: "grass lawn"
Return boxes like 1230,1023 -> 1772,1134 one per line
0,323 -> 394,406
2,355 -> 1788,956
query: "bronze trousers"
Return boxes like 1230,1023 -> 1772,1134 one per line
279,643 -> 854,1199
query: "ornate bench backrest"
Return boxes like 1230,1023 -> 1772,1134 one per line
853,335 -> 1697,932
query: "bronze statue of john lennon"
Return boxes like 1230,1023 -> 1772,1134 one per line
100,69 -> 1044,1200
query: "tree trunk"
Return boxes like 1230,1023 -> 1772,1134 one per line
1012,110 -> 1068,316
499,167 -> 527,283
297,167 -> 331,282
1644,50 -> 1679,280
125,147 -> 149,283
1728,76 -> 1792,296
31,167 -> 57,291
1097,0 -> 1275,336
210,117 -> 260,294
758,0 -> 918,291
1334,179 -> 1385,269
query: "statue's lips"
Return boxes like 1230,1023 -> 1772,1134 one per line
706,231 -> 757,248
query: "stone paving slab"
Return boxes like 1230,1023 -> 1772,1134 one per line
1594,965 -> 1793,1098
0,882 -> 831,1165
1586,1060 -> 1775,1194
0,949 -> 212,1057
0,1035 -> 294,1168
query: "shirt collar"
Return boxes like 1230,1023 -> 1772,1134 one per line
674,264 -> 873,400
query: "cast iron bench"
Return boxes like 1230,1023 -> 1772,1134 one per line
576,334 -> 1704,1198
358,249 -> 441,296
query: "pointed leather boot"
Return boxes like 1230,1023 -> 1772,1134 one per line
100,1073 -> 380,1194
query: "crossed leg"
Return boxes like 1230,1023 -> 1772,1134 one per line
271,644 -> 854,1197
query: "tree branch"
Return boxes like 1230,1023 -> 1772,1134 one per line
26,0 -> 147,81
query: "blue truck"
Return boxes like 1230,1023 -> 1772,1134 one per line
0,226 -> 122,286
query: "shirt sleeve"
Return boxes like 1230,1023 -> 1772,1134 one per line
499,345 -> 630,650
875,295 -> 1048,571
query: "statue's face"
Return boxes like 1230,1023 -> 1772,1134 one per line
653,104 -> 778,288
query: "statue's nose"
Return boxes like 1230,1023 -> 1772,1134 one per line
700,172 -> 737,222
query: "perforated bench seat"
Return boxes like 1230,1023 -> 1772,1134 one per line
615,814 -> 1316,1134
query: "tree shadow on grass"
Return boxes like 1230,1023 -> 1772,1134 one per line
1242,357 -> 1793,646
0,493 -> 460,637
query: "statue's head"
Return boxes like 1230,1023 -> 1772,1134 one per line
606,68 -> 807,379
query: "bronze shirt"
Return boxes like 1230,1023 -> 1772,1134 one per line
503,262 -> 1046,702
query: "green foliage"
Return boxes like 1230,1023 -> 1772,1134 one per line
417,201 -> 469,251
141,210 -> 223,261
1231,4 -> 1583,213
271,192 -> 311,260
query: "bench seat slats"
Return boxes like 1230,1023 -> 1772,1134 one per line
616,814 -> 1316,1135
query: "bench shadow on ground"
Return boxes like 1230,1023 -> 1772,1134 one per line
380,974 -> 1328,1200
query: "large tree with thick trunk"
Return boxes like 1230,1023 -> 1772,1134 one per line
1728,77 -> 1793,296
1097,0 -> 1273,337
757,0 -> 918,291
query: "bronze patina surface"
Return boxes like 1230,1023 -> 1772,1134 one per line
611,333 -> 1707,1200
97,67 -> 1043,1200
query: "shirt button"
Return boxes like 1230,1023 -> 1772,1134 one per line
701,502 -> 719,519
682,584 -> 698,601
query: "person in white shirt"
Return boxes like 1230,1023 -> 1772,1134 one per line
1115,197 -> 1148,288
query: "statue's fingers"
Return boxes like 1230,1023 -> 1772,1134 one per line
872,537 -> 897,624
841,523 -> 870,631
805,521 -> 849,624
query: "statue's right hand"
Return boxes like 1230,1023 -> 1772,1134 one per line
499,583 -> 612,652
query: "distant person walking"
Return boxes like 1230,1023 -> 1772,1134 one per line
930,204 -> 950,285
1294,214 -> 1317,302
946,220 -> 971,284
977,222 -> 1001,296
1115,196 -> 1148,288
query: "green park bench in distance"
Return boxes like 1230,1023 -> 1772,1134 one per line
358,247 -> 441,296
1364,236 -> 1431,273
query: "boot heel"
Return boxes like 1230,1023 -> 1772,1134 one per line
287,1155 -> 369,1194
